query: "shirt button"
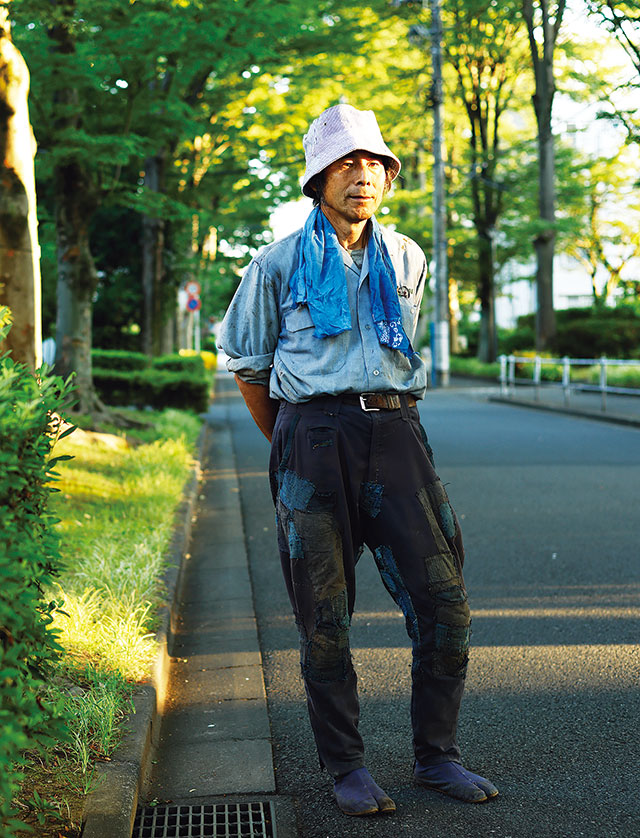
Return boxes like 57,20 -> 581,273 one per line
373,369 -> 380,376
365,324 -> 371,330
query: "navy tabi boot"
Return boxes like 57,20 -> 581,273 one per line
333,767 -> 396,816
414,760 -> 499,803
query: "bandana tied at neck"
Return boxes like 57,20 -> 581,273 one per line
289,207 -> 415,358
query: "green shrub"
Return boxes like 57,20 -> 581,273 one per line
93,367 -> 209,412
571,364 -> 640,388
457,321 -> 518,358
141,368 -> 209,412
91,349 -> 149,371
500,325 -> 536,355
0,324 -> 73,835
92,368 -> 137,405
449,356 -> 501,379
512,360 -> 563,381
93,350 -> 211,412
456,320 -> 480,357
554,318 -> 640,359
507,307 -> 640,358
152,353 -> 205,375
604,366 -> 640,388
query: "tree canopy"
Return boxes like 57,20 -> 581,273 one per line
1,0 -> 638,379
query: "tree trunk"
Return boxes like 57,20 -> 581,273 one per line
523,0 -> 565,351
53,161 -> 99,412
141,152 -> 168,356
534,104 -> 556,350
603,267 -> 622,306
0,7 -> 41,369
55,266 -> 93,408
160,313 -> 174,354
49,0 -> 101,413
476,228 -> 497,363
589,265 -> 600,306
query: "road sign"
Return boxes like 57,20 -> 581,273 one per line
185,280 -> 201,297
186,296 -> 201,312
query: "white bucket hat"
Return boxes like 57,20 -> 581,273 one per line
301,104 -> 401,198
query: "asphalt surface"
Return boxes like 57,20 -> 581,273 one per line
222,374 -> 640,838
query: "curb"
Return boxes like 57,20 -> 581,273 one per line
81,424 -> 208,838
489,395 -> 640,429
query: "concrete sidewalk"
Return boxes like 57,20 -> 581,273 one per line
145,398 -> 275,801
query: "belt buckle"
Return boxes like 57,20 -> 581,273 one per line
359,393 -> 380,412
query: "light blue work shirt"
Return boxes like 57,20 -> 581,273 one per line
218,222 -> 428,403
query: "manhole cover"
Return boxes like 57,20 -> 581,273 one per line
132,802 -> 276,838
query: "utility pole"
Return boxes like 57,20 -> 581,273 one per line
429,0 -> 449,386
398,0 -> 450,385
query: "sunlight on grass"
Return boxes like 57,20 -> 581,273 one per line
52,590 -> 157,681
51,419 -> 198,615
15,407 -> 201,834
46,409 -> 200,762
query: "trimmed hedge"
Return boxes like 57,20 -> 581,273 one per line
180,349 -> 217,372
93,367 -> 209,413
512,307 -> 640,359
91,350 -> 207,374
152,353 -> 205,375
554,318 -> 640,359
458,306 -> 640,358
0,324 -> 73,835
91,349 -> 149,371
141,368 -> 209,411
91,350 -> 211,411
500,325 -> 536,355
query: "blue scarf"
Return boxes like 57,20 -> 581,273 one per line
289,207 -> 415,358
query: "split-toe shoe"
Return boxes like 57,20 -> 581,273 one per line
414,760 -> 498,803
334,767 -> 396,816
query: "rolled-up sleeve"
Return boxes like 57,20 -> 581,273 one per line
218,259 -> 280,384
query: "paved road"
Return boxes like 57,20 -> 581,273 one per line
223,376 -> 640,838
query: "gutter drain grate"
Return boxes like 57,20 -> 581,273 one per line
132,802 -> 275,838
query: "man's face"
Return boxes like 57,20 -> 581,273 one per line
320,151 -> 387,226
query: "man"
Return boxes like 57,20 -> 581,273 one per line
219,104 -> 497,817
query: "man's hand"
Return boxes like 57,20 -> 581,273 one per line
234,376 -> 280,442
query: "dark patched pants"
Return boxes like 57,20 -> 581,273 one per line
269,395 -> 469,778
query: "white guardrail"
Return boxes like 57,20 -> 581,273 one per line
499,354 -> 640,412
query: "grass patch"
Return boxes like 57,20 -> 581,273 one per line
449,356 -> 501,379
573,364 -> 640,388
450,355 -> 640,389
15,407 -> 201,836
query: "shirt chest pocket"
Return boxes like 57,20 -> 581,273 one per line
284,305 -> 315,334
280,303 -> 349,372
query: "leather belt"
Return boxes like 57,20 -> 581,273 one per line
340,393 -> 417,412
